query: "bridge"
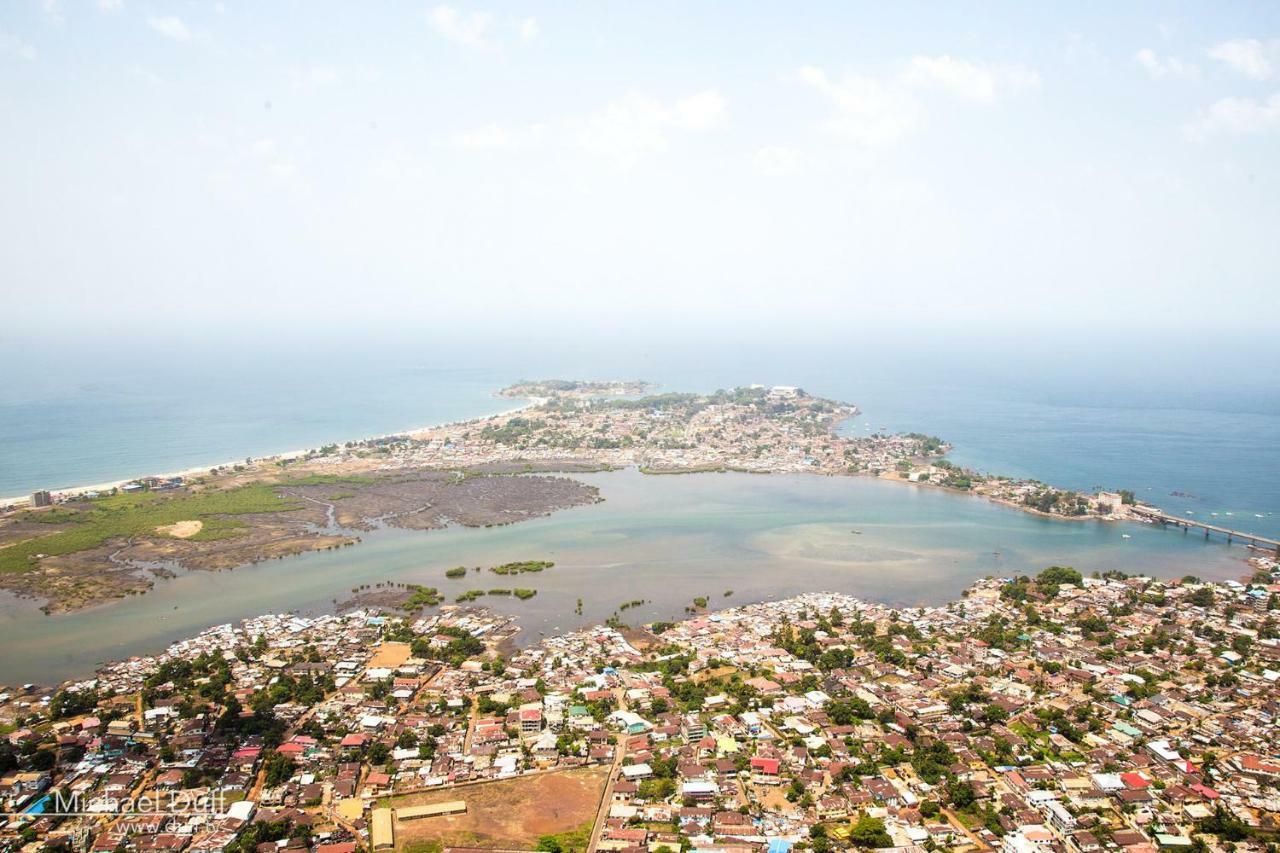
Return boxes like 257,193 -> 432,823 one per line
1131,505 -> 1280,557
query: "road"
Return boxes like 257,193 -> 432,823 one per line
586,688 -> 628,853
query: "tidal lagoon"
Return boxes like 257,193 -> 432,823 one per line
0,468 -> 1250,684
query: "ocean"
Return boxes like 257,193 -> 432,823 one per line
3,337 -> 1276,536
0,335 -> 1276,682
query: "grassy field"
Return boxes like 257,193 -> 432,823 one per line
0,484 -> 301,574
386,767 -> 607,853
273,473 -> 377,486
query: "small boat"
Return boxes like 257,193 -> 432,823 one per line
1121,534 -> 1131,539
851,530 -> 862,535
1256,513 -> 1265,518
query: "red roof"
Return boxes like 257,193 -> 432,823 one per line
750,757 -> 780,775
1120,772 -> 1151,789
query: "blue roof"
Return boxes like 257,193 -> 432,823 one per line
767,840 -> 793,853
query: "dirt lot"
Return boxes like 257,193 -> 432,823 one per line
367,641 -> 413,669
388,766 -> 608,852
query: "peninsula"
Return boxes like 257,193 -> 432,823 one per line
0,382 -> 1224,613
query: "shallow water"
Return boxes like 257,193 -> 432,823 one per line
0,469 -> 1251,685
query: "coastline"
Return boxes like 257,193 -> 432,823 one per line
0,465 -> 1263,685
0,395 -> 543,509
3,379 -> 1273,620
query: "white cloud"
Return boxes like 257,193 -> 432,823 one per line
97,0 -> 123,12
130,64 -> 162,86
451,89 -> 728,168
148,16 -> 191,42
41,0 -> 64,25
519,17 -> 539,41
797,55 -> 1039,148
1184,93 -> 1280,139
289,66 -> 340,91
752,146 -> 804,177
568,90 -> 728,167
797,65 -> 918,147
0,31 -> 37,61
902,55 -> 1040,102
429,5 -> 493,48
1207,38 -> 1276,81
1134,48 -> 1199,80
451,123 -> 547,151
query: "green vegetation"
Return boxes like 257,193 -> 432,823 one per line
535,819 -> 594,853
411,626 -> 483,665
514,588 -> 537,600
456,590 -> 486,603
20,507 -> 83,524
849,815 -> 893,848
49,687 -> 99,719
904,432 -> 945,453
490,560 -> 554,575
0,484 -> 302,574
1036,565 -> 1084,592
445,566 -> 468,579
403,585 -> 443,611
276,473 -> 376,486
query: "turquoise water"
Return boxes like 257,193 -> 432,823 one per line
0,469 -> 1254,684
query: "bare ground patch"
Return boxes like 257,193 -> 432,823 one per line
387,767 -> 608,851
155,520 -> 203,538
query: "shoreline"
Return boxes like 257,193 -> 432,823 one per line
3,379 -> 1273,619
9,552 -> 1272,691
0,465 -> 1263,685
0,395 -> 543,509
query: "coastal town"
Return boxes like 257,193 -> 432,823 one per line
0,381 -> 1180,614
2,555 -> 1279,852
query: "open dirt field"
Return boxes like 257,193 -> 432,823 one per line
368,641 -> 413,669
388,766 -> 608,852
155,519 -> 203,538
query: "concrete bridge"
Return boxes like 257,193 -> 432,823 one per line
1131,505 -> 1280,557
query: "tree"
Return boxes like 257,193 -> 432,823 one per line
49,688 -> 98,720
850,815 -> 893,848
1188,587 -> 1215,608
1036,566 -> 1083,595
946,779 -> 975,809
262,752 -> 295,787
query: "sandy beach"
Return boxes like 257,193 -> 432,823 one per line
0,395 -> 542,509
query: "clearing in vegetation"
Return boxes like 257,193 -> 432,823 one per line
387,766 -> 606,853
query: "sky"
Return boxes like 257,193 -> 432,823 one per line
2,2 -> 1280,345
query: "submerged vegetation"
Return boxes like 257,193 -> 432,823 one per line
490,560 -> 554,575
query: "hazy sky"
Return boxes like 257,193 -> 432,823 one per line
3,2 -> 1279,341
